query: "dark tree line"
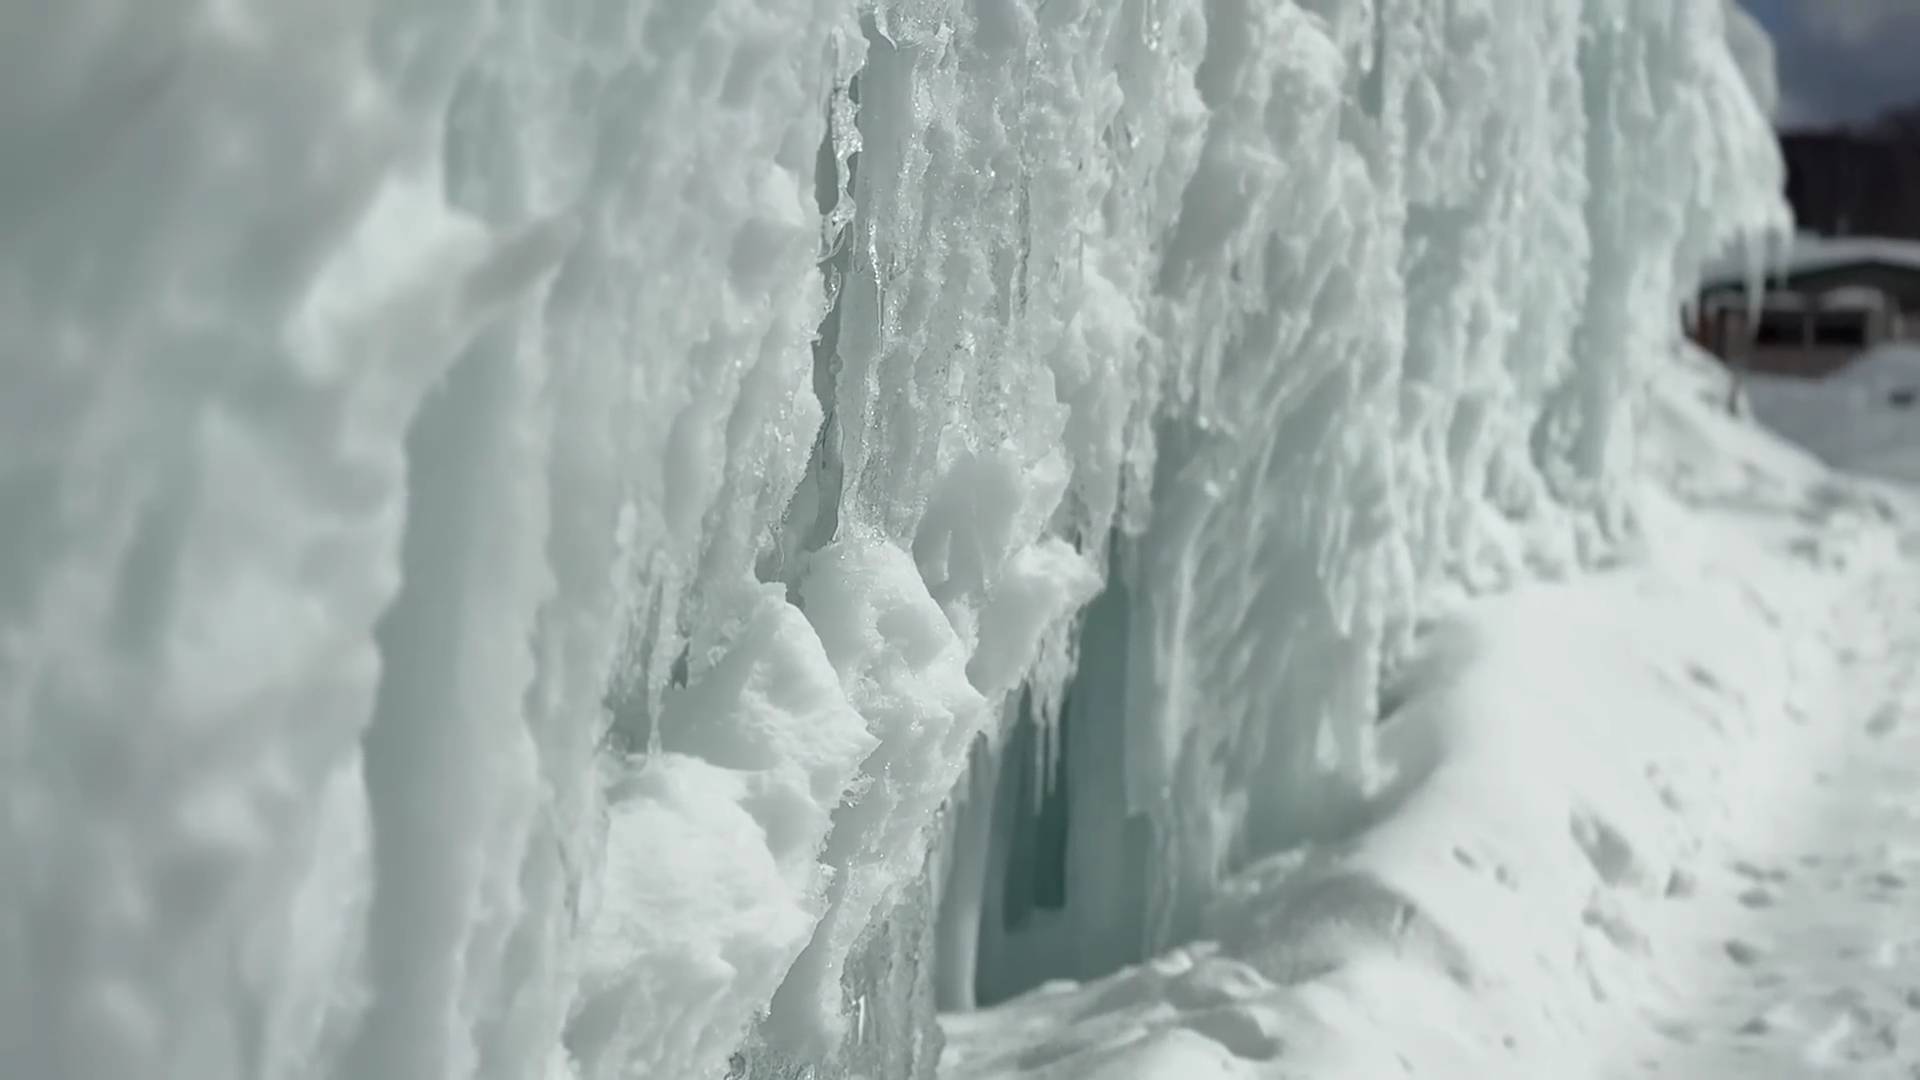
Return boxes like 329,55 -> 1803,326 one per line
1783,101 -> 1920,240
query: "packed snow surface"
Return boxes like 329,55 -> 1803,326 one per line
1,2 -> 1786,1079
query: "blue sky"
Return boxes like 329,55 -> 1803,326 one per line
1737,0 -> 1920,127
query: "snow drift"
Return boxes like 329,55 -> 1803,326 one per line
0,2 -> 1785,1079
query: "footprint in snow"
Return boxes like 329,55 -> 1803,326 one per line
1653,1017 -> 1698,1044
1725,939 -> 1767,967
1737,1013 -> 1777,1036
1685,663 -> 1724,693
1734,860 -> 1792,885
1451,846 -> 1519,890
1571,811 -> 1643,887
1664,869 -> 1697,900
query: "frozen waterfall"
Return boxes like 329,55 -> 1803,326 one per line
0,1 -> 1785,1078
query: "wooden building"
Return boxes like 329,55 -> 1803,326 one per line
1691,240 -> 1920,379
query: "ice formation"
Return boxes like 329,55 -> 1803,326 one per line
0,1 -> 1785,1079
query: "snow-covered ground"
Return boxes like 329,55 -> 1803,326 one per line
942,350 -> 1920,1078
1750,346 -> 1920,482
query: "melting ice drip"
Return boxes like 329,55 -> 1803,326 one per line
0,1 -> 1785,1079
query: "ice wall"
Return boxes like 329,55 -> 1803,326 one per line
0,2 -> 1782,1079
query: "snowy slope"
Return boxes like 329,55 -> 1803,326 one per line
0,3 -> 1787,1080
1749,346 -> 1920,483
941,350 -> 1918,1079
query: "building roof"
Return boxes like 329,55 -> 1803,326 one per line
1699,234 -> 1920,297
1701,282 -> 1894,313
